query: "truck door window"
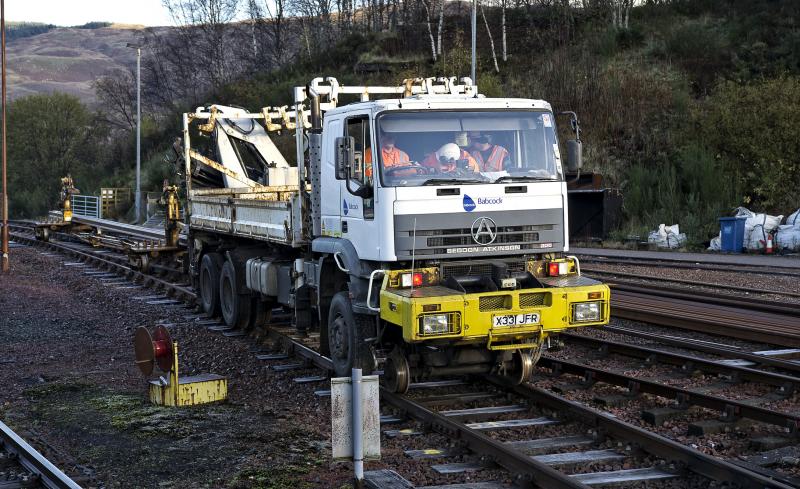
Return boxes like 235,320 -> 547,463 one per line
345,116 -> 374,219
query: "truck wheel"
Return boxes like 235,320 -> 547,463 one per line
200,253 -> 223,316
327,292 -> 375,377
220,260 -> 252,329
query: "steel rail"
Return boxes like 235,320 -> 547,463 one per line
611,290 -> 800,347
609,283 -> 800,317
70,216 -> 166,241
538,356 -> 800,431
602,325 -> 800,374
583,258 -> 800,279
8,232 -> 195,303
0,420 -> 81,489
487,377 -> 796,489
585,267 -> 800,300
380,388 -> 591,489
560,332 -> 800,390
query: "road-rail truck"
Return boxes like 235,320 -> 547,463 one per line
177,76 -> 609,393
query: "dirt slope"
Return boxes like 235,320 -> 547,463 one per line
7,25 -> 165,104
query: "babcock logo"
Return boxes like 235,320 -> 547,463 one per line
477,197 -> 503,205
343,199 -> 349,215
463,194 -> 476,212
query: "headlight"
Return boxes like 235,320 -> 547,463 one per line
572,301 -> 602,323
421,314 -> 450,335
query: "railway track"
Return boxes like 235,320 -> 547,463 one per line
585,267 -> 800,300
599,325 -> 800,374
8,223 -> 800,488
572,248 -> 800,278
0,420 -> 82,489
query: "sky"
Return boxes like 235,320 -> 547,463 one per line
7,0 -> 175,27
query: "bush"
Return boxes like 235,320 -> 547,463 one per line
7,93 -> 108,218
616,27 -> 645,50
665,18 -> 731,93
696,76 -> 800,213
622,144 -> 738,246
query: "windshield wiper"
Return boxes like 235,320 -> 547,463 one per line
495,175 -> 557,183
421,178 -> 485,186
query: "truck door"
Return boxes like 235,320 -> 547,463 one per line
341,115 -> 378,259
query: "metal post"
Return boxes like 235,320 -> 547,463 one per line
352,368 -> 364,488
471,0 -> 477,84
0,0 -> 7,273
134,47 -> 141,224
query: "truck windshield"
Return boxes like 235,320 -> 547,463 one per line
375,110 -> 562,187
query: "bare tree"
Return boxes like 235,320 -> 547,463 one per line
436,0 -> 444,56
501,0 -> 507,62
162,0 -> 243,89
611,0 -> 632,29
480,1 -> 500,73
93,69 -> 137,130
247,0 -> 288,66
421,0 -> 438,61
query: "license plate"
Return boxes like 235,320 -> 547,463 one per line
493,313 -> 540,327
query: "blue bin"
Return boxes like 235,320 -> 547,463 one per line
718,216 -> 747,253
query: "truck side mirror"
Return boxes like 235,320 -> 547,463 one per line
335,136 -> 354,180
566,139 -> 582,173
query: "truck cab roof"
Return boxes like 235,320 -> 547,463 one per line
325,97 -> 553,116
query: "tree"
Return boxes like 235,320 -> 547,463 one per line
93,69 -> 137,130
7,93 -> 107,217
159,0 -> 244,99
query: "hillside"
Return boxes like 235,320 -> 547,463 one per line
6,25 -> 166,103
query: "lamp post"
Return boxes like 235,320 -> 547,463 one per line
1,0 -> 8,273
127,43 -> 141,223
471,0 -> 477,85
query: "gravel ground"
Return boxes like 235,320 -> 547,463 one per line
0,246 -> 369,488
4,243 -> 797,488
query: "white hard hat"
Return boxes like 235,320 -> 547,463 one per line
436,143 -> 461,162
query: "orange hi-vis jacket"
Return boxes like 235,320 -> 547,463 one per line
365,146 -> 410,177
471,145 -> 509,171
422,149 -> 480,172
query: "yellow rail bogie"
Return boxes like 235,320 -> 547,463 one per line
379,280 -> 609,350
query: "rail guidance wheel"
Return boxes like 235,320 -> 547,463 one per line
327,291 -> 374,377
382,347 -> 410,394
506,349 -> 535,385
219,260 -> 252,329
199,253 -> 223,317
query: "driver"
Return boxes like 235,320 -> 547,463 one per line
365,132 -> 411,178
422,143 -> 479,173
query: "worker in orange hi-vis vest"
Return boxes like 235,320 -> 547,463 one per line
421,143 -> 480,173
365,133 -> 411,178
469,133 -> 509,172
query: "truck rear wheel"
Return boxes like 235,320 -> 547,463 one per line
220,260 -> 252,329
200,253 -> 223,316
328,292 -> 374,377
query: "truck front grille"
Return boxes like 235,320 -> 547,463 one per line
422,225 -> 548,248
479,295 -> 512,311
441,259 -> 527,281
520,293 -> 547,308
